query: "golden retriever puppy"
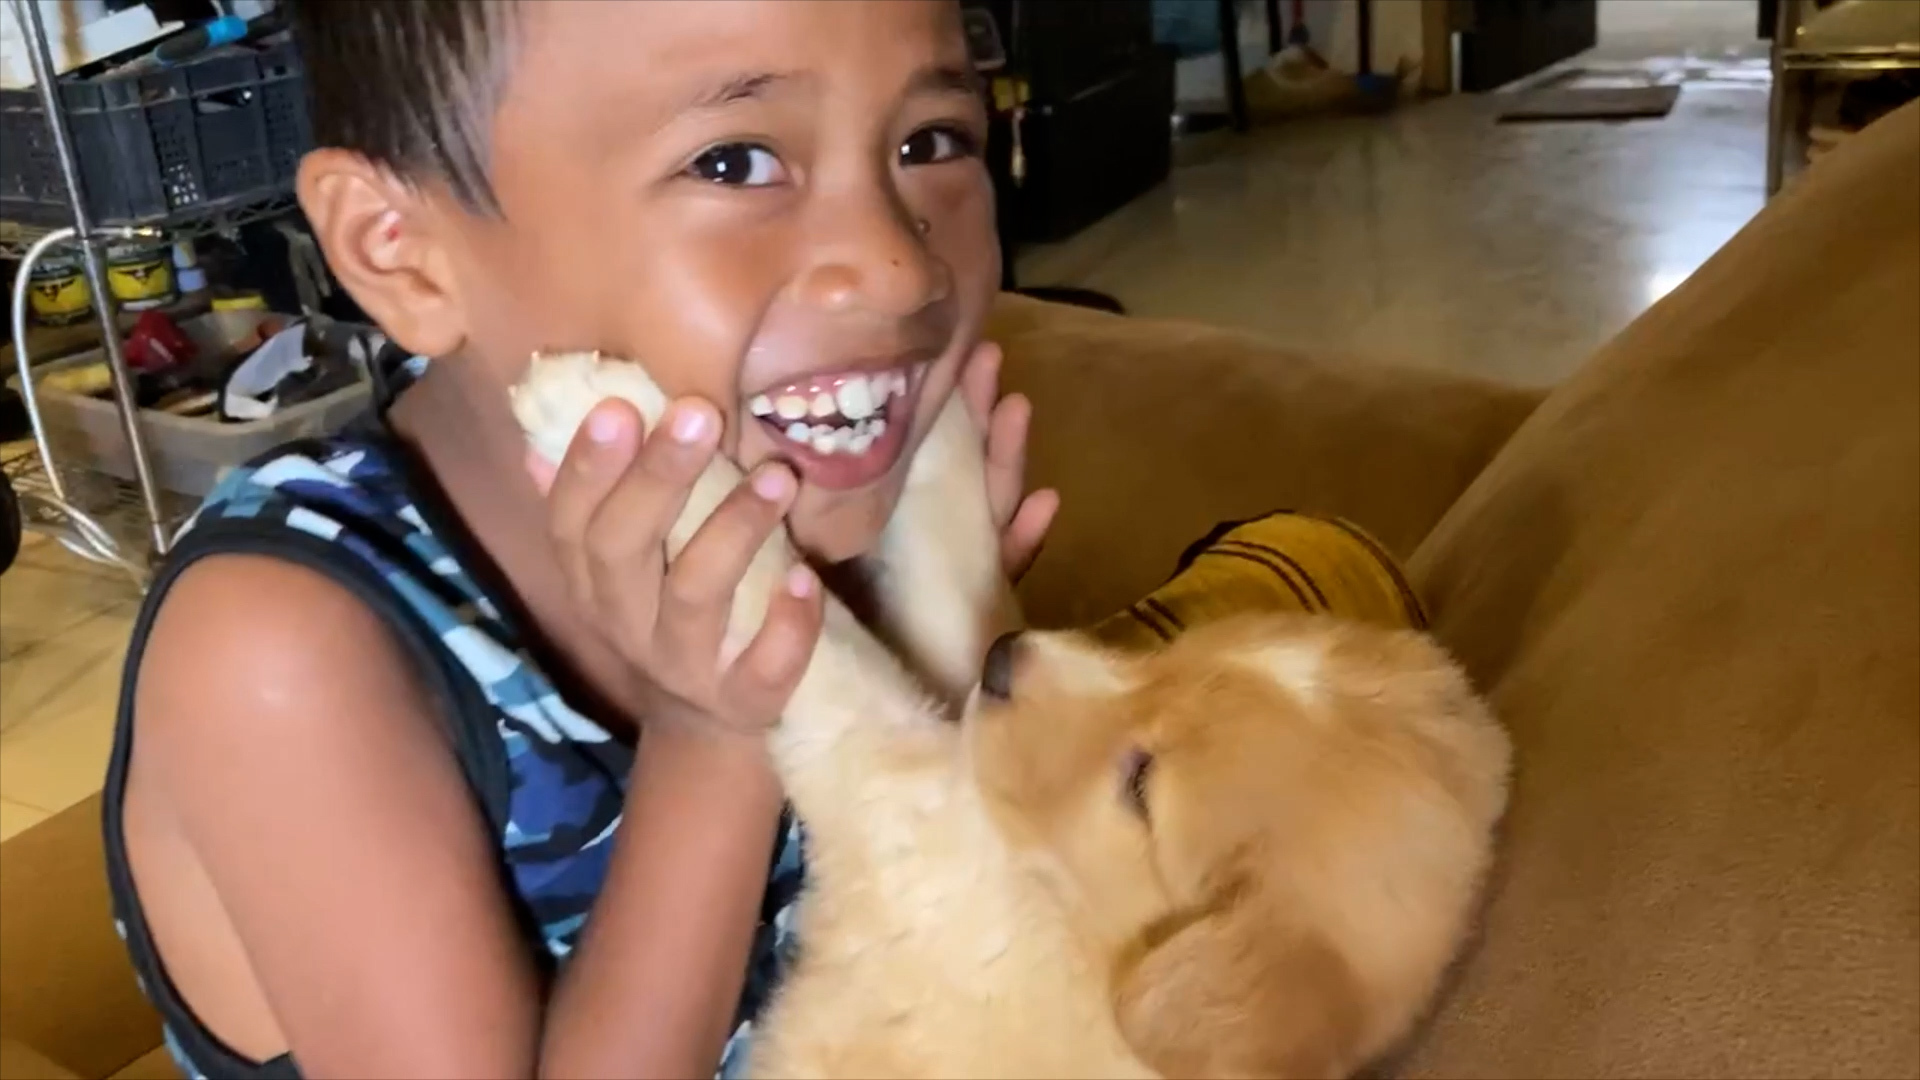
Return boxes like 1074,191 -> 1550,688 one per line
513,353 -> 1510,1080
969,617 -> 1513,1079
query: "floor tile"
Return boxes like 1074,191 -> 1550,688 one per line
0,602 -> 134,738
0,603 -> 129,814
1,551 -> 142,663
0,677 -> 119,817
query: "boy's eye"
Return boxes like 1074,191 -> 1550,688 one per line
687,143 -> 788,187
898,125 -> 979,168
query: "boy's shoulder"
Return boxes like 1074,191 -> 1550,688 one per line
175,425 -> 498,624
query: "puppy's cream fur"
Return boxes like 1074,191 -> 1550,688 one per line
970,621 -> 1512,1079
514,354 -> 1511,1079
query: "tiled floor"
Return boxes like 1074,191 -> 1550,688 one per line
1017,60 -> 1768,387
1,533 -> 141,839
0,28 -> 1771,843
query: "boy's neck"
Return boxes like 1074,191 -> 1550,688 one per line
386,361 -> 645,732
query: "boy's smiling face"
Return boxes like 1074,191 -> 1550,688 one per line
427,0 -> 997,562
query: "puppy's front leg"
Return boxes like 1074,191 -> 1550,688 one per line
510,351 -> 799,667
869,397 -> 1023,704
511,351 -> 929,739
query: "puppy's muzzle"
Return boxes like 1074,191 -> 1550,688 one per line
981,631 -> 1022,701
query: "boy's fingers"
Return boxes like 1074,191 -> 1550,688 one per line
960,341 -> 1003,430
654,464 -> 797,664
544,400 -> 644,600
1002,487 -> 1060,581
984,392 -> 1033,527
579,399 -> 720,598
723,564 -> 825,724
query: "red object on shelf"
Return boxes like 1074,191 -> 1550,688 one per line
124,311 -> 197,372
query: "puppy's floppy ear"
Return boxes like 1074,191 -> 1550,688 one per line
1111,870 -> 1365,1080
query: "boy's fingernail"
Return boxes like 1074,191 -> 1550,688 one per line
670,404 -> 712,445
587,407 -> 623,445
752,464 -> 795,502
786,564 -> 816,598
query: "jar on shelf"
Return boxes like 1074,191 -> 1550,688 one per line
104,239 -> 179,312
26,252 -> 93,327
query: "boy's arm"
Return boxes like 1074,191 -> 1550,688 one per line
136,554 -> 780,1079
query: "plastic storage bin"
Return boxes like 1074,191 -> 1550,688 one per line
10,316 -> 372,499
0,39 -> 311,228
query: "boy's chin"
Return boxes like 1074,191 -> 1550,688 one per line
788,478 -> 906,564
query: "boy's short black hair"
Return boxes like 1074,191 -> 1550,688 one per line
289,0 -> 517,213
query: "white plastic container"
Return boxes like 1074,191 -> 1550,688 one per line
12,314 -> 373,498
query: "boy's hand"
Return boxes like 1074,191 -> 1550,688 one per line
960,341 -> 1059,582
528,398 -> 823,737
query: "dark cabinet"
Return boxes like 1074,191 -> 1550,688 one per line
971,0 -> 1175,245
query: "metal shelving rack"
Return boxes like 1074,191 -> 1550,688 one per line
0,191 -> 298,260
3,0 -> 295,580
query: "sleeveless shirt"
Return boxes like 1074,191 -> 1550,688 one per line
102,389 -> 803,1079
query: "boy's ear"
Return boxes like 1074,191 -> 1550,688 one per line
296,149 -> 467,358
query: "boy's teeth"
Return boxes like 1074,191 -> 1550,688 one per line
755,366 -> 915,454
837,378 -> 875,420
810,425 -> 845,454
772,415 -> 890,456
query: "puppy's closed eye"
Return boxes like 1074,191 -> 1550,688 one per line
1121,748 -> 1154,820
982,632 -> 1021,701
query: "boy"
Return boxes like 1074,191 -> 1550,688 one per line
103,2 -> 1058,1077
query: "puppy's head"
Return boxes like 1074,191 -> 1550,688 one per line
967,615 -> 1510,1079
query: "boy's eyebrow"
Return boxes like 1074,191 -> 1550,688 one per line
685,71 -> 799,112
679,63 -> 981,116
909,63 -> 984,98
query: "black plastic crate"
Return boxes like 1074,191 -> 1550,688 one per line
0,40 -> 310,229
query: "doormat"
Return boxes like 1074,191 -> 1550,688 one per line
1497,85 -> 1681,123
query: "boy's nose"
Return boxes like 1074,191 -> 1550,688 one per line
797,200 -> 952,318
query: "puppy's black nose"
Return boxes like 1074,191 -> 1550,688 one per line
981,632 -> 1021,700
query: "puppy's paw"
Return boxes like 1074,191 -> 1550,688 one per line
510,350 -> 671,467
511,351 -> 790,652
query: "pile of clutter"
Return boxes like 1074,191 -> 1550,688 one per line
37,305 -> 381,425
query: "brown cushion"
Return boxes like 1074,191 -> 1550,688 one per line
991,296 -> 1542,628
0,1036 -> 80,1080
1397,102 -> 1920,1077
0,796 -> 162,1079
106,1048 -> 178,1080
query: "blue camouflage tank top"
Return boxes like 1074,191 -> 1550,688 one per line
101,406 -> 803,1079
